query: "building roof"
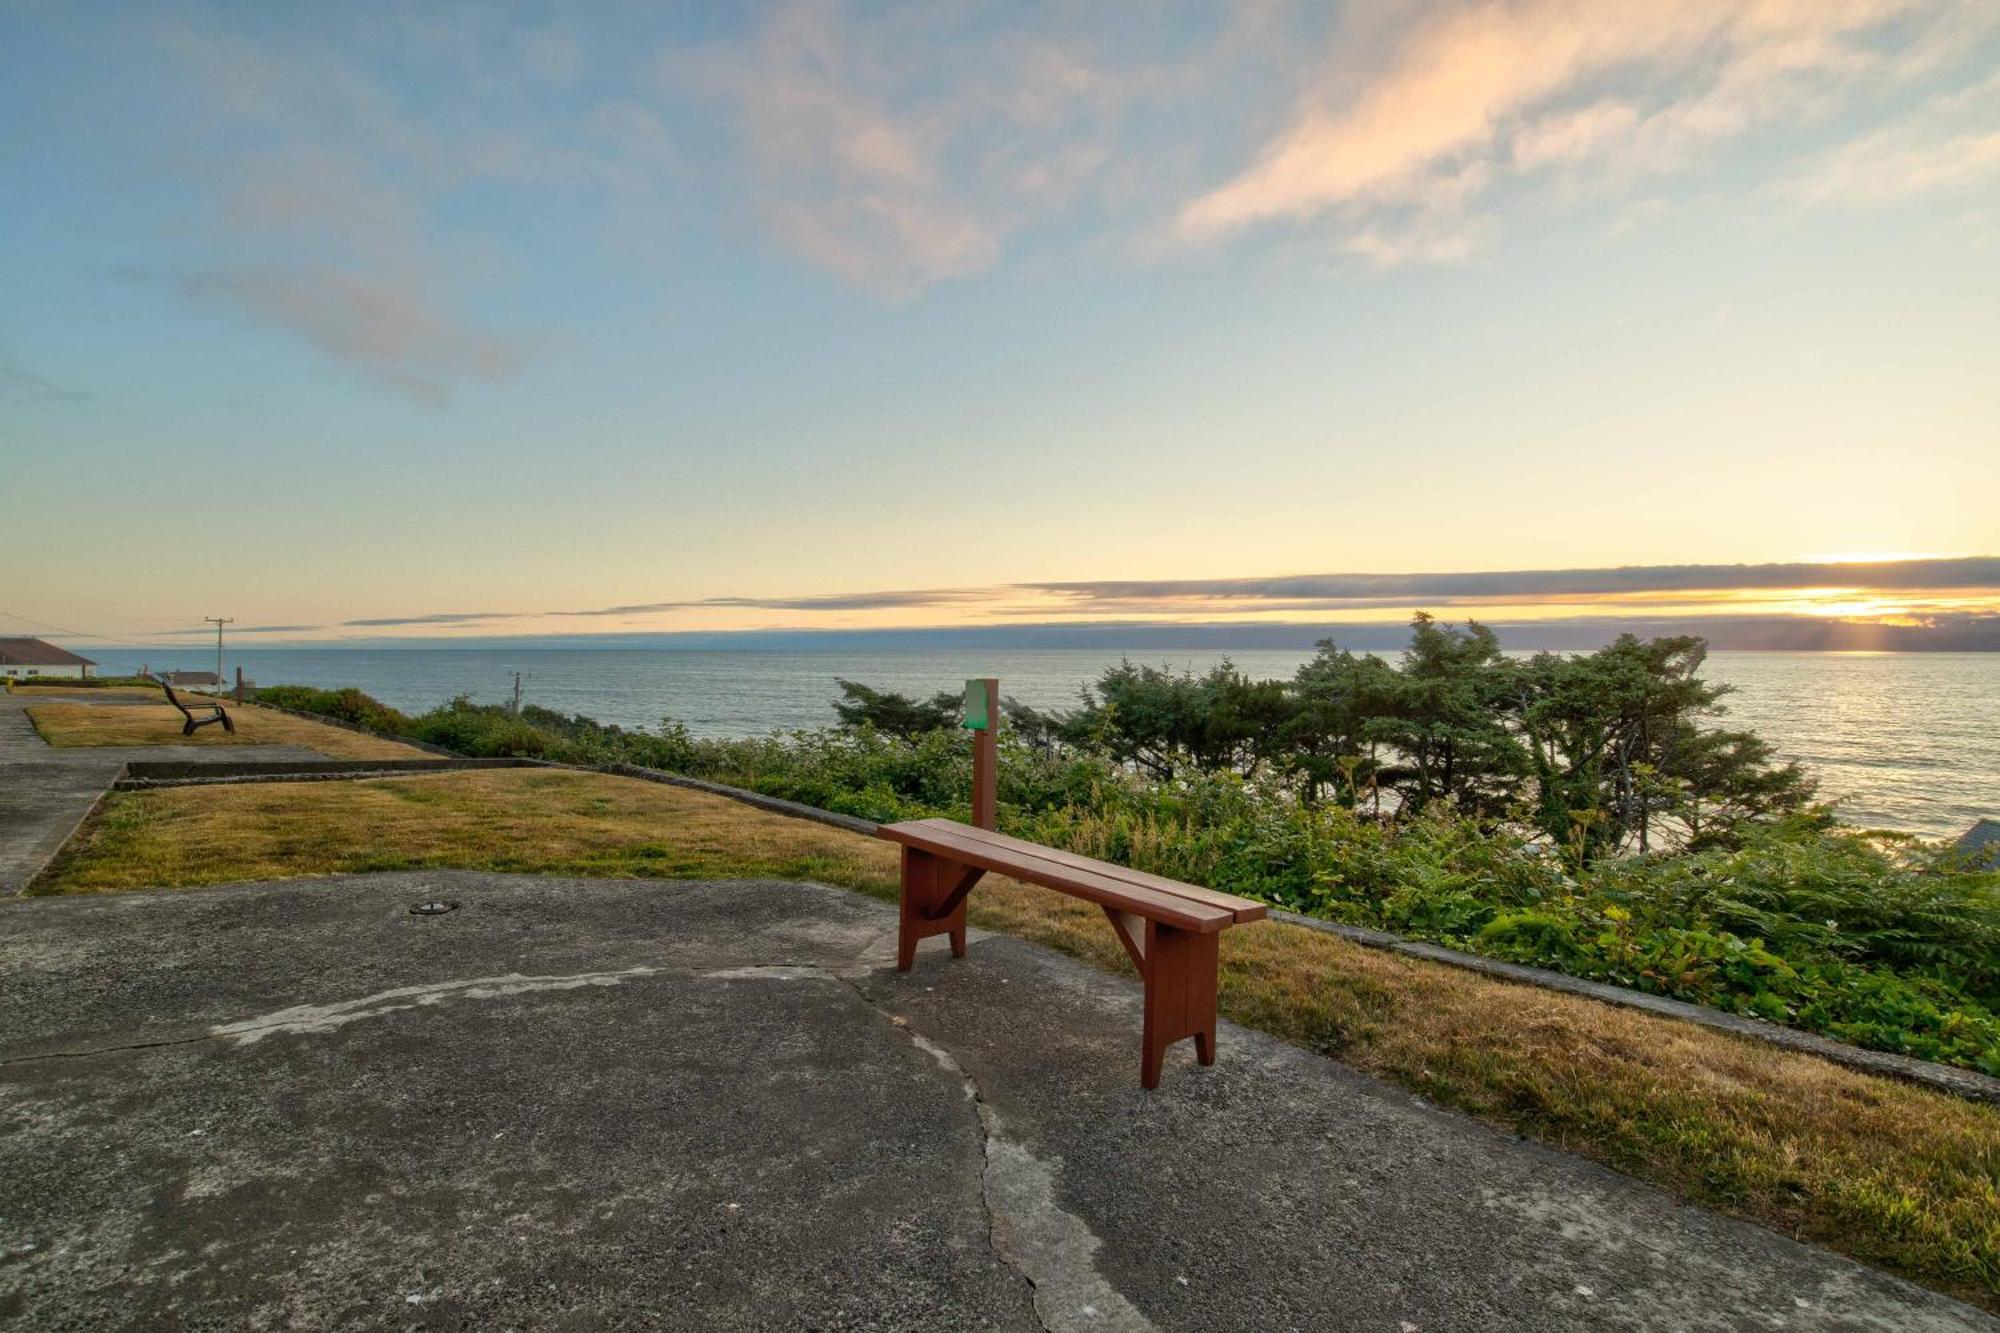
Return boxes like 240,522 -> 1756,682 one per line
163,670 -> 222,686
1956,818 -> 2000,868
0,637 -> 96,667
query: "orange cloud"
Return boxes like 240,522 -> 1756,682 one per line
1174,0 -> 1957,251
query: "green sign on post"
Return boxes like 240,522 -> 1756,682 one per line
961,678 -> 991,730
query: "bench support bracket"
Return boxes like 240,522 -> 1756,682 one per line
889,825 -> 1236,1090
897,848 -> 981,970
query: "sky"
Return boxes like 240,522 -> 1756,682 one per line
3,0 -> 1997,651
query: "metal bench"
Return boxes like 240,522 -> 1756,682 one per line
877,817 -> 1266,1088
153,676 -> 235,736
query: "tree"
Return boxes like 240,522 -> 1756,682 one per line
1516,635 -> 1811,855
828,618 -> 1815,856
1056,660 -> 1279,782
1000,696 -> 1063,753
1368,615 -> 1527,816
1274,640 -> 1398,805
831,679 -> 960,740
1659,724 -> 1816,850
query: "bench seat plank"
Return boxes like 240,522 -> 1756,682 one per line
880,819 -> 1232,932
888,818 -> 1268,924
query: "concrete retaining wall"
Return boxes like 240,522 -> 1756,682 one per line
115,757 -> 545,788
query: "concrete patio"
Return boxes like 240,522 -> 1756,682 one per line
3,872 -> 1991,1331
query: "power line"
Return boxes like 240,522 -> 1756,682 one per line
0,608 -> 125,641
0,609 -> 222,644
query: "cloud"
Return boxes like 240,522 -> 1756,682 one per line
341,612 -> 515,627
1341,213 -> 1490,267
662,0 -> 1190,297
0,354 -> 88,406
151,624 -> 323,636
330,558 -> 1998,634
1173,0 -> 1986,258
143,15 -> 584,403
174,268 -> 522,408
551,589 -> 987,616
663,2 -> 1008,296
1784,72 -> 2000,204
76,0 -> 1999,335
1025,557 -> 2000,607
1511,100 -> 1640,171
1798,127 -> 2000,203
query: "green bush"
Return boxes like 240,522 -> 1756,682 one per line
255,684 -> 412,735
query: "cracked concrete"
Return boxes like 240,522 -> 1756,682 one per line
884,998 -> 1152,1333
2,872 -> 1995,1331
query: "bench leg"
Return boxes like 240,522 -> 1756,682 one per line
897,848 -> 979,971
1138,922 -> 1220,1090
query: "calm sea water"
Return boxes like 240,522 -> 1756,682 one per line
105,646 -> 1999,840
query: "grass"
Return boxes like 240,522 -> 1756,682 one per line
32,767 -> 2000,1310
6,682 -> 170,697
25,701 -> 431,760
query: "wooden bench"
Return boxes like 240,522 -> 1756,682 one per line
153,676 -> 234,736
877,818 -> 1266,1088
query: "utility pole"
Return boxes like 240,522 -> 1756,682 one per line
204,616 -> 233,686
510,671 -> 523,715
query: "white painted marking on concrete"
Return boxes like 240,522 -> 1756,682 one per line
906,1033 -> 975,1100
891,1020 -> 1154,1332
207,968 -> 664,1045
982,1108 -> 1155,1333
702,964 -> 828,981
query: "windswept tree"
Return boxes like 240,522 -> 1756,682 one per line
1658,724 -> 1816,850
1274,640 -> 1399,805
831,679 -> 961,740
1057,660 -> 1282,782
1000,695 -> 1063,753
1516,635 -> 1812,854
1368,615 -> 1527,816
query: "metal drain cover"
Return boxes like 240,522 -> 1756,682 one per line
409,900 -> 460,916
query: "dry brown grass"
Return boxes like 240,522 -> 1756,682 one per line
34,767 -> 2000,1308
25,701 -> 430,760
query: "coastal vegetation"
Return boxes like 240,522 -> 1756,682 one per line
38,767 -> 2000,1308
249,618 -> 2000,1077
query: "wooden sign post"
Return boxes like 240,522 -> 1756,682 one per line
962,678 -> 1000,830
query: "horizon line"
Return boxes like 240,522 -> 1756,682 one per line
65,611 -> 2000,657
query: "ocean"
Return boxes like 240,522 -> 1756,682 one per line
103,645 -> 1999,841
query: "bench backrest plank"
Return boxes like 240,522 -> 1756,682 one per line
879,820 -> 1243,933
155,678 -> 213,716
891,818 -> 1268,924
